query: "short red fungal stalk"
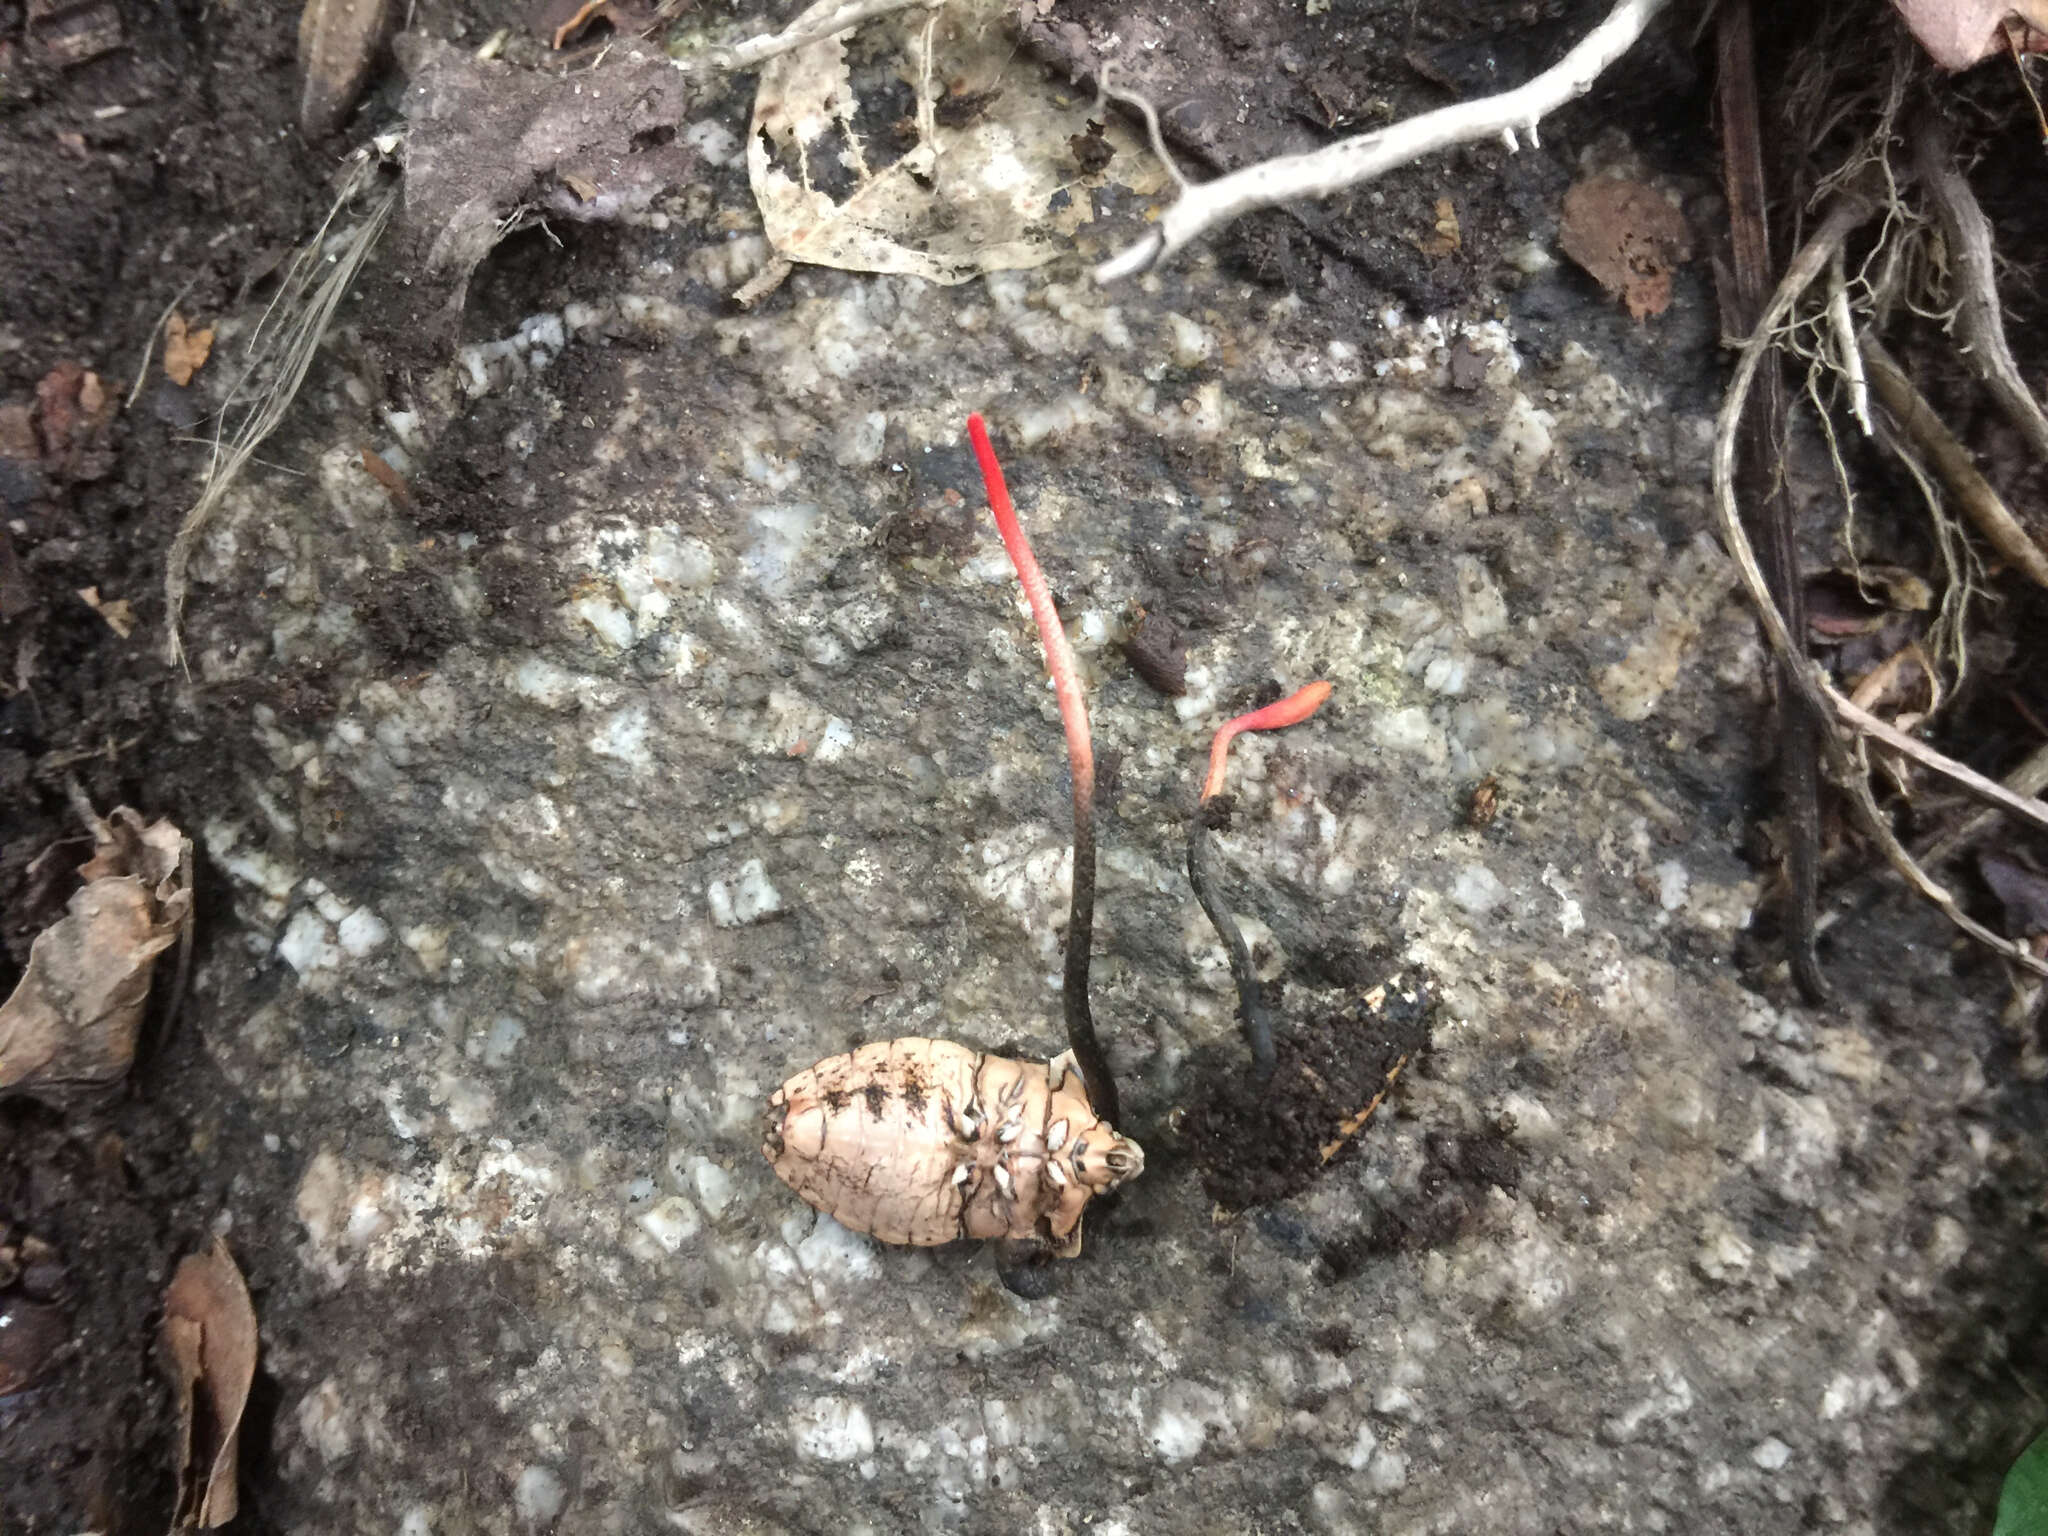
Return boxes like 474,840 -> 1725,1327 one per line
1188,678 -> 1334,1084
967,412 -> 1117,1129
1200,680 -> 1333,802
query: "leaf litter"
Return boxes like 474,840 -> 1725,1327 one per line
0,806 -> 193,1094
747,0 -> 1162,285
1558,176 -> 1693,321
162,312 -> 215,388
162,1238 -> 259,1529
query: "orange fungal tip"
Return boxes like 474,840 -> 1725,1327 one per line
1227,680 -> 1332,735
1200,680 -> 1335,802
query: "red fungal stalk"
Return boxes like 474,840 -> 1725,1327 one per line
968,413 -> 1097,806
967,412 -> 1117,1128
1200,680 -> 1332,803
1188,678 -> 1333,1083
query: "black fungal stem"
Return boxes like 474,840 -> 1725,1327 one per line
1066,799 -> 1118,1127
1187,801 -> 1275,1083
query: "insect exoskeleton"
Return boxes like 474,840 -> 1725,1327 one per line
762,1037 -> 1143,1258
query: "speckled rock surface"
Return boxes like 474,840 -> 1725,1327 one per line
146,26 -> 2039,1536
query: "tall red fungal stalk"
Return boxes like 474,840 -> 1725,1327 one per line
967,414 -> 1097,807
966,413 -> 1117,1128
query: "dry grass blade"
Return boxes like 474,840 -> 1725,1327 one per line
1915,742 -> 2048,872
163,161 -> 396,667
1829,689 -> 2048,836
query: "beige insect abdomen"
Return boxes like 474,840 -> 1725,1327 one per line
762,1037 -> 1142,1253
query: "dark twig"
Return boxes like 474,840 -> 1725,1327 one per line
967,413 -> 1117,1128
1715,0 -> 1829,1002
1187,682 -> 1332,1083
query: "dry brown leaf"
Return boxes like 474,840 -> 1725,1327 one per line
358,445 -> 411,502
76,584 -> 136,638
163,1238 -> 258,1529
1892,0 -> 2048,70
0,808 -> 192,1093
1559,178 -> 1692,321
163,313 -> 215,388
748,0 -> 1158,285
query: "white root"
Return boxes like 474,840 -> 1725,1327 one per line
1913,113 -> 2048,465
700,0 -> 940,72
1826,247 -> 1871,437
1093,0 -> 1672,284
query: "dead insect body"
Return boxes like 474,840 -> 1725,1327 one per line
764,417 -> 1141,1261
762,1039 -> 1142,1257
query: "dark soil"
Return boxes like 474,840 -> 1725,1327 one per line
1183,972 -> 1433,1211
0,2 -> 340,1530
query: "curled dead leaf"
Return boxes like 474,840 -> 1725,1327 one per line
298,0 -> 395,138
33,361 -> 116,480
163,1238 -> 258,1529
0,807 -> 192,1094
1559,178 -> 1692,321
163,313 -> 215,388
1411,195 -> 1461,257
1892,0 -> 2048,70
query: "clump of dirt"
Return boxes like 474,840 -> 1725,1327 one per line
1183,975 -> 1433,1212
1314,1128 -> 1524,1285
877,488 -> 979,563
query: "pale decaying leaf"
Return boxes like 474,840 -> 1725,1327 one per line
1892,0 -> 2048,69
748,0 -> 1161,285
0,808 -> 192,1092
163,1238 -> 259,1529
76,584 -> 137,638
